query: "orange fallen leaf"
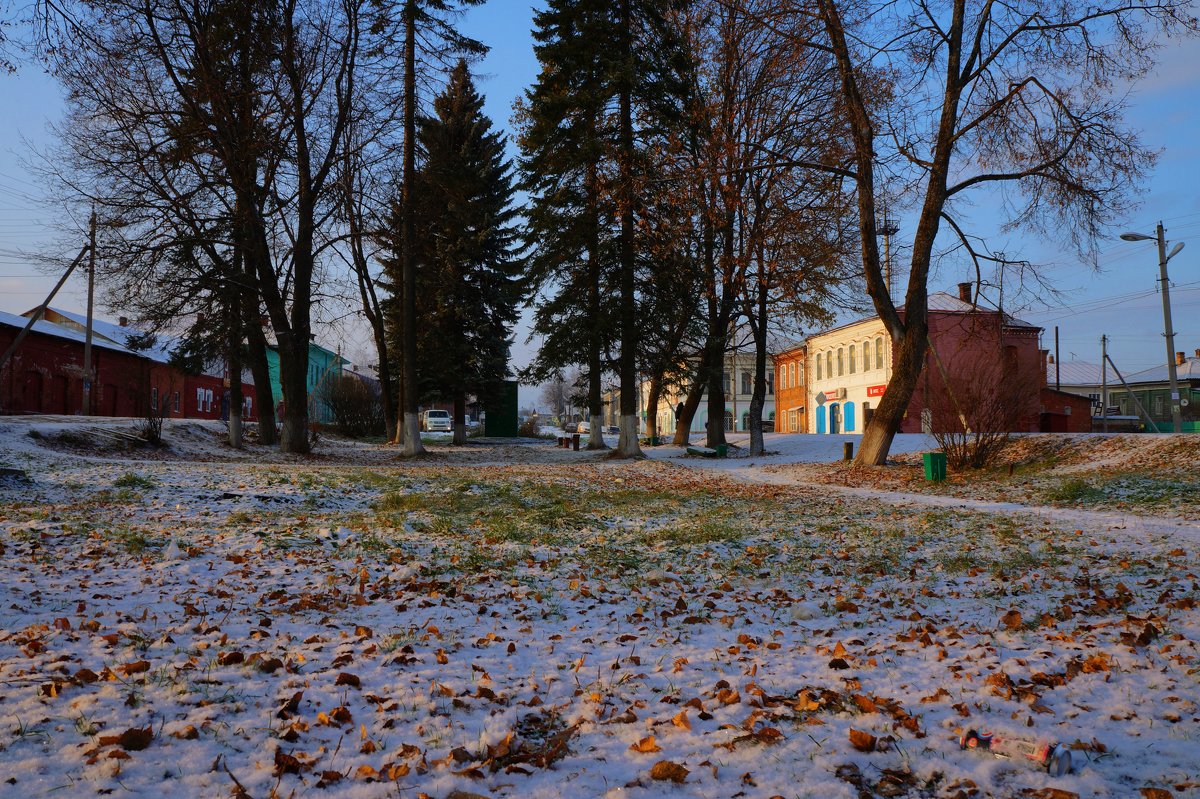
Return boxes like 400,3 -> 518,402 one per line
650,760 -> 689,783
631,735 -> 662,753
848,728 -> 877,752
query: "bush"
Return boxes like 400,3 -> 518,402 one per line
324,375 -> 385,438
518,415 -> 542,437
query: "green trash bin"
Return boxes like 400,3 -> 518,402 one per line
715,444 -> 728,458
923,452 -> 947,481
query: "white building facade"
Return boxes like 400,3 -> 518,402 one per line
617,352 -> 776,435
805,318 -> 892,434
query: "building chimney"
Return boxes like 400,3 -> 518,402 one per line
957,282 -> 972,304
1195,348 -> 1200,359
1176,351 -> 1186,366
1048,354 -> 1055,364
118,316 -> 129,327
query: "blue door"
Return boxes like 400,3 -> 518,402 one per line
829,403 -> 840,434
816,406 -> 826,434
844,402 -> 856,432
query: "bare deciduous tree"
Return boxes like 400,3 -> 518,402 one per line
802,0 -> 1198,465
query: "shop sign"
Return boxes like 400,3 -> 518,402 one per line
867,384 -> 887,397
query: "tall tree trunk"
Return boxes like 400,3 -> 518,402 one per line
645,373 -> 663,440
672,350 -> 709,446
747,255 -> 768,456
226,292 -> 243,449
705,333 -> 726,448
452,393 -> 466,445
399,0 -> 424,456
614,0 -> 642,458
817,0 -> 950,466
277,331 -> 311,453
585,158 -> 607,451
243,300 -> 277,445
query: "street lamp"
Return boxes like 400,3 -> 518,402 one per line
1120,222 -> 1185,434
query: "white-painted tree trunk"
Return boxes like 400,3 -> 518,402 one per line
616,414 -> 643,458
401,412 -> 424,456
588,412 -> 607,450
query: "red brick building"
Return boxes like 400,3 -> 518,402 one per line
899,288 -> 1045,434
1,309 -> 257,421
0,310 -> 151,416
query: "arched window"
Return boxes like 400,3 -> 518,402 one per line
848,345 -> 857,374
816,354 -> 822,381
875,337 -> 884,369
837,348 -> 844,377
862,340 -> 870,371
790,362 -> 797,388
826,351 -> 833,379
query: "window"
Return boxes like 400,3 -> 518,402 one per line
173,392 -> 180,412
1154,395 -> 1165,417
244,396 -> 253,417
741,371 -> 752,395
816,355 -> 822,381
849,345 -> 857,374
826,351 -> 832,380
837,348 -> 844,377
205,388 -> 213,412
151,387 -> 159,411
862,340 -> 870,371
875,337 -> 884,369
196,388 -> 204,412
766,372 -> 774,395
789,362 -> 796,389
723,372 -> 730,394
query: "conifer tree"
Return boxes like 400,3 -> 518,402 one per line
383,62 -> 522,445
519,0 -> 686,455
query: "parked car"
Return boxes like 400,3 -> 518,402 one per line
421,409 -> 452,432
563,420 -> 578,433
577,420 -> 591,434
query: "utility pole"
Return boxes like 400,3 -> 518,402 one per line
1155,222 -> 1184,434
1121,221 -> 1185,433
83,210 -> 97,416
1101,335 -> 1108,433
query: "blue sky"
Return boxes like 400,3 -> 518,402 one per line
2,2 -> 1198,391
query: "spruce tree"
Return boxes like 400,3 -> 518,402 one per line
398,61 -> 523,445
519,0 -> 686,454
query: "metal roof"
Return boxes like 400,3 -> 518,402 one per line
1045,360 -> 1105,387
0,309 -> 139,355
807,291 -> 1040,342
40,307 -> 177,363
1125,356 -> 1200,383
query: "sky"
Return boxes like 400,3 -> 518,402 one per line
2,2 -> 1199,409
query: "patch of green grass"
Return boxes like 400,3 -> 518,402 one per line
1044,478 -> 1105,504
114,471 -> 156,490
644,513 -> 745,546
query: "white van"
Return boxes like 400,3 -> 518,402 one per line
421,409 -> 452,432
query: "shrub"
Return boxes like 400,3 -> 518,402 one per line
518,415 -> 542,437
323,375 -> 385,438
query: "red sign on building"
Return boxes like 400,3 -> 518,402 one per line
867,384 -> 886,397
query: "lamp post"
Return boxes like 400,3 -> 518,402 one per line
1121,222 -> 1185,434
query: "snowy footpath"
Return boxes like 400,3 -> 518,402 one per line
0,419 -> 1197,799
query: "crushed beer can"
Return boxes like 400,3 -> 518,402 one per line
959,729 -> 1073,777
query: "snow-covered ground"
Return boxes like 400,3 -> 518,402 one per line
1,418 -> 1198,799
